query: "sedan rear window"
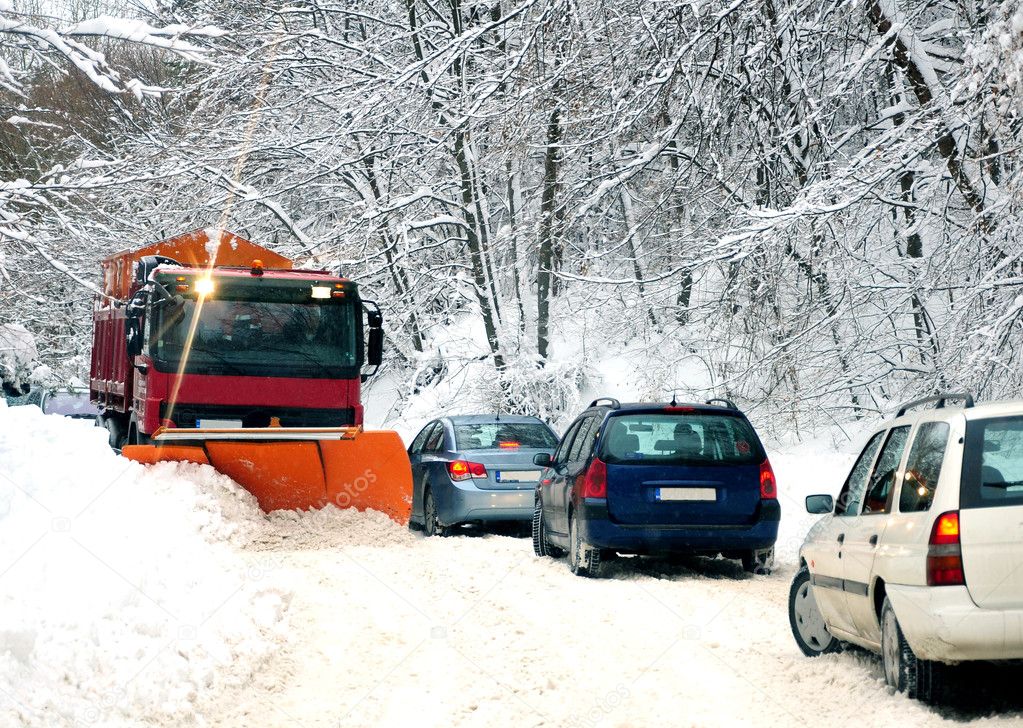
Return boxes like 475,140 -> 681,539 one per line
599,413 -> 764,465
961,416 -> 1023,509
454,423 -> 557,451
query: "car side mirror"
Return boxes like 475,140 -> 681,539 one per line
533,453 -> 553,467
805,494 -> 835,515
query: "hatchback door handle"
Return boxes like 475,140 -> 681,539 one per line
869,534 -> 879,546
837,533 -> 845,544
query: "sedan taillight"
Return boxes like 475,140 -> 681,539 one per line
448,460 -> 487,482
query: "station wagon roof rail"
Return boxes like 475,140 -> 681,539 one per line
895,392 -> 975,417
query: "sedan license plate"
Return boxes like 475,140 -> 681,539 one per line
496,470 -> 542,484
198,419 -> 244,429
656,487 -> 716,502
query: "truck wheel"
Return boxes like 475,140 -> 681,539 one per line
96,415 -> 125,451
127,417 -> 151,447
789,567 -> 839,657
881,596 -> 946,704
568,510 -> 604,578
423,489 -> 448,537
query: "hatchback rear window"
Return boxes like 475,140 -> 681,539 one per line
599,413 -> 764,465
454,423 -> 557,451
962,416 -> 1023,509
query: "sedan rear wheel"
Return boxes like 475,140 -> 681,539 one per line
788,567 -> 839,657
423,489 -> 448,538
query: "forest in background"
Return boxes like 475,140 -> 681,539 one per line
2,0 -> 1023,429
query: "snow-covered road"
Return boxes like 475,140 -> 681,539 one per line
3,403 -> 1023,727
205,522 -> 1023,728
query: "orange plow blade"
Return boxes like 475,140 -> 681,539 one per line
122,427 -> 413,524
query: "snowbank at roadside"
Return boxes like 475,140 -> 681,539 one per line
0,402 -> 291,727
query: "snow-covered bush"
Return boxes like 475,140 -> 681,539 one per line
0,323 -> 37,395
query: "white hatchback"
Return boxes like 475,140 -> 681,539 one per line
789,394 -> 1023,704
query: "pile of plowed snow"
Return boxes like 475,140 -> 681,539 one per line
0,402 -> 291,727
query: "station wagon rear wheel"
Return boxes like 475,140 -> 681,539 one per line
741,547 -> 775,575
788,567 -> 839,657
532,497 -> 561,557
881,597 -> 946,704
568,510 -> 604,578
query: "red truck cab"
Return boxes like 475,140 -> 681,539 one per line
90,230 -> 382,447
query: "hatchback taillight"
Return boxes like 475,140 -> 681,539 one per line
927,511 -> 965,586
580,458 -> 607,498
448,460 -> 487,482
759,459 -> 777,499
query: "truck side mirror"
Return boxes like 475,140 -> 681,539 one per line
367,326 -> 383,367
125,314 -> 143,357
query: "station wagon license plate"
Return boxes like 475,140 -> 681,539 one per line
656,487 -> 716,502
495,470 -> 542,483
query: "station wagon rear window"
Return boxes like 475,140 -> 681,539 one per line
599,413 -> 764,465
961,416 -> 1023,509
454,423 -> 557,451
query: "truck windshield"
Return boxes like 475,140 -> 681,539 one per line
149,277 -> 358,378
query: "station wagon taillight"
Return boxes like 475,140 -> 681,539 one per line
580,458 -> 607,498
448,460 -> 487,482
927,511 -> 965,586
759,459 -> 777,499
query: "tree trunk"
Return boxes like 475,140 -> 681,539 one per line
537,106 -> 561,363
455,130 -> 504,369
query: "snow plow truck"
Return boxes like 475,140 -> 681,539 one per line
89,229 -> 412,524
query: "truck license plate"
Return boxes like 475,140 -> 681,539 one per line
198,419 -> 243,429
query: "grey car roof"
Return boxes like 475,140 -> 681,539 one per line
443,414 -> 548,425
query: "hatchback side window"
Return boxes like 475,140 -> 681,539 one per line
836,431 -> 885,516
410,423 -> 436,455
567,417 -> 599,464
862,426 -> 911,515
424,423 -> 446,453
554,421 -> 583,467
899,422 -> 950,513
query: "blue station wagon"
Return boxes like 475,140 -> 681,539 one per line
532,398 -> 780,577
